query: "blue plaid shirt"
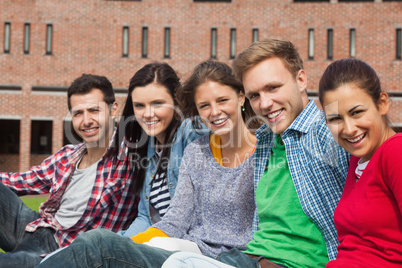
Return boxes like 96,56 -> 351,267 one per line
253,100 -> 350,260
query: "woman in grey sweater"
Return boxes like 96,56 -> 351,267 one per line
37,60 -> 262,268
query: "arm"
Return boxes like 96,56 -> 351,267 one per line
121,186 -> 152,237
0,146 -> 71,195
382,135 -> 402,215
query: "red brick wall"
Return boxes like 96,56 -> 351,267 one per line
0,0 -> 401,171
0,154 -> 19,172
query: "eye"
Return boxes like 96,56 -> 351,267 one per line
133,103 -> 144,108
152,101 -> 164,107
219,99 -> 228,103
248,93 -> 259,100
89,108 -> 100,113
351,110 -> 364,116
326,116 -> 341,124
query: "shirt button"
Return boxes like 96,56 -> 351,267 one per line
146,196 -> 149,199
169,183 -> 172,186
151,174 -> 155,178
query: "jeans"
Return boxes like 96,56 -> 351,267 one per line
0,183 -> 58,268
37,228 -> 177,268
162,249 -> 288,268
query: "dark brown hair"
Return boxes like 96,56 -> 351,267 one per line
114,62 -> 182,194
319,58 -> 382,107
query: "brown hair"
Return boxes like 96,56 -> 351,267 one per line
319,58 -> 382,106
177,59 -> 262,131
231,38 -> 304,82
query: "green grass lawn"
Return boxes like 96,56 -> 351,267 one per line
0,196 -> 48,253
20,195 -> 48,212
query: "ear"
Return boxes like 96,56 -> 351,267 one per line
296,69 -> 308,93
110,102 -> 119,120
238,92 -> 245,106
378,92 -> 390,116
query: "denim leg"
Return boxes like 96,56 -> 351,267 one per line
0,182 -> 41,251
37,229 -> 176,268
162,252 -> 237,268
0,227 -> 59,268
0,183 -> 59,268
216,249 -> 259,268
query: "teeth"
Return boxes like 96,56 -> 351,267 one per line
267,110 -> 281,119
212,118 -> 227,125
144,120 -> 159,125
347,133 -> 365,143
83,128 -> 97,133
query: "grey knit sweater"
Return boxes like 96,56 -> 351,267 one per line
153,135 -> 255,257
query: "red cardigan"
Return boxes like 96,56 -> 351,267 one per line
327,133 -> 402,268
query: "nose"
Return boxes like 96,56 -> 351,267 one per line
259,92 -> 274,111
83,111 -> 93,126
343,118 -> 357,136
143,105 -> 154,118
210,103 -> 221,117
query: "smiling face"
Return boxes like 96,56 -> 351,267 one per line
323,84 -> 390,162
131,83 -> 175,144
242,57 -> 309,135
195,81 -> 245,139
70,89 -> 117,147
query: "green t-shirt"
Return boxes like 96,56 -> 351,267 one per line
244,135 -> 329,268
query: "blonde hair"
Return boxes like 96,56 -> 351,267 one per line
232,38 -> 303,82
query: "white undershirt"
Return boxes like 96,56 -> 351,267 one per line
355,158 -> 369,182
55,156 -> 99,229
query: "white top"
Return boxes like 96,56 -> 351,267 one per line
55,156 -> 99,229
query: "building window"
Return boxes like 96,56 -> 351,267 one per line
46,24 -> 53,55
350,28 -> 356,58
164,27 -> 170,58
24,23 -> 30,54
396,28 -> 401,60
31,120 -> 52,155
211,28 -> 217,59
0,119 -> 20,154
252,28 -> 259,43
308,28 -> 314,60
230,28 -> 236,59
4,22 -> 10,53
327,29 -> 333,60
122,26 -> 129,57
142,26 -> 148,58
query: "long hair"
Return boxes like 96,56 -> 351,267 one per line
114,62 -> 182,194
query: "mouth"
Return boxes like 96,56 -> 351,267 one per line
82,127 -> 99,134
144,120 -> 160,125
266,109 -> 283,120
211,117 -> 228,125
345,133 -> 366,143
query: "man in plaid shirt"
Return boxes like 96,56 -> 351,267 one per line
0,74 -> 139,267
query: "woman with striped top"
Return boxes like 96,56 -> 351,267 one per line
118,62 -> 207,236
37,60 -> 262,268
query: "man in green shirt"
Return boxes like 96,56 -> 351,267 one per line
162,39 -> 349,267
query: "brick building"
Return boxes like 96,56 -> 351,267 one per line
0,0 -> 401,172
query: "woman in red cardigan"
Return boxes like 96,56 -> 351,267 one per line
318,58 -> 401,268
